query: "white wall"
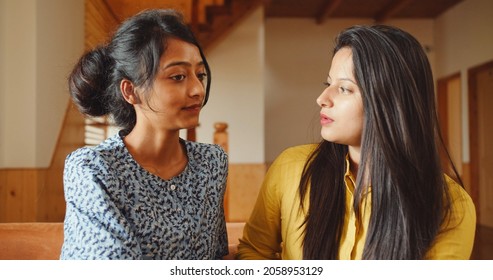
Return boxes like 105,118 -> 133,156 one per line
0,0 -> 6,166
435,0 -> 493,162
1,0 -> 37,167
198,7 -> 265,163
0,0 -> 84,168
35,0 -> 84,167
264,18 -> 435,163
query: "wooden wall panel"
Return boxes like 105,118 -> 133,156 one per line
37,103 -> 86,222
0,103 -> 85,223
0,169 -> 40,222
85,0 -> 119,49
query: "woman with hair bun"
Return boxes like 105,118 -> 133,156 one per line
61,9 -> 228,260
237,25 -> 476,260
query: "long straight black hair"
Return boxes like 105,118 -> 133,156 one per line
300,25 -> 459,259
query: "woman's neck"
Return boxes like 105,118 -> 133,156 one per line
123,125 -> 187,180
348,146 -> 361,177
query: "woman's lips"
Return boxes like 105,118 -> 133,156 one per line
320,113 -> 334,125
183,104 -> 202,113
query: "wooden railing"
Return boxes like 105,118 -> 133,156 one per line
84,117 -> 110,146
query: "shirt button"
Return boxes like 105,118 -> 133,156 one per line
170,184 -> 176,190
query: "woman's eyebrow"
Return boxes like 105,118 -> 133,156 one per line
338,77 -> 357,85
329,76 -> 357,85
163,61 -> 204,69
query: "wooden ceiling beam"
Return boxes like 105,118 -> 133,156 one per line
374,0 -> 413,23
316,0 -> 342,25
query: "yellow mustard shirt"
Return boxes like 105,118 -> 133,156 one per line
236,144 -> 476,260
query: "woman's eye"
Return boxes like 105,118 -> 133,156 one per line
171,75 -> 186,81
323,82 -> 331,87
339,87 -> 351,94
197,72 -> 207,81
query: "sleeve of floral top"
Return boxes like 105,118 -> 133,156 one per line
60,148 -> 141,260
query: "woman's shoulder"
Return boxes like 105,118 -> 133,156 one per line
444,175 -> 473,203
443,174 -> 476,229
66,134 -> 123,167
185,140 -> 227,158
273,144 -> 318,166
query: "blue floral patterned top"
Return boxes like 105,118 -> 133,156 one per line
60,131 -> 229,260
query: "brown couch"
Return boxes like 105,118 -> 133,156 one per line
0,222 -> 244,260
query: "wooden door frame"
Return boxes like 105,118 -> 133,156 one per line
437,72 -> 462,183
468,60 -> 493,220
437,72 -> 461,148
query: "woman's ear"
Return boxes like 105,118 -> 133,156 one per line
120,79 -> 141,104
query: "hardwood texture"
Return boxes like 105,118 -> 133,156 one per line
0,169 -> 40,222
0,223 -> 64,260
265,0 -> 463,22
85,0 -> 119,49
0,222 -> 244,260
468,60 -> 493,227
104,0 -> 225,24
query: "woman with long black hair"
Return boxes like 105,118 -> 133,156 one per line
237,25 -> 476,260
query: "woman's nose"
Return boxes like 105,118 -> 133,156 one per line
190,76 -> 205,99
316,87 -> 333,108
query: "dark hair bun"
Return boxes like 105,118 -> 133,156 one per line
68,47 -> 113,117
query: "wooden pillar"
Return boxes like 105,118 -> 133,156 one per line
213,122 -> 229,221
213,122 -> 228,152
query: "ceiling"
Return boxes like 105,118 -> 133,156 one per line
103,0 -> 464,24
265,0 -> 465,23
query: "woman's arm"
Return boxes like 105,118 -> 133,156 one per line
426,177 -> 477,260
60,149 -> 140,260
